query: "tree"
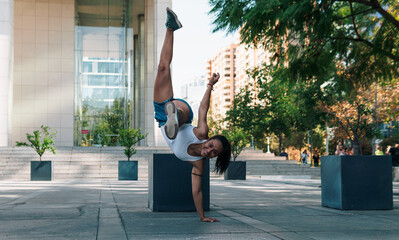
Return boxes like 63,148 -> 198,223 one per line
251,67 -> 296,153
319,78 -> 398,155
373,79 -> 399,124
225,86 -> 264,146
223,127 -> 250,161
93,98 -> 130,146
251,65 -> 327,154
210,0 -> 398,155
209,0 -> 398,91
320,89 -> 378,155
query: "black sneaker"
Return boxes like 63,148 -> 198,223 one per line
165,7 -> 182,31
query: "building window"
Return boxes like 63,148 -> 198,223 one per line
74,0 -> 134,147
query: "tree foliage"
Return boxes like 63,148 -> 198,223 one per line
210,0 -> 398,155
223,127 -> 250,161
225,65 -> 327,154
320,80 -> 398,154
16,125 -> 57,161
209,0 -> 399,90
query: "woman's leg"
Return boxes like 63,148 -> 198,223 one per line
153,28 -> 174,103
153,8 -> 190,139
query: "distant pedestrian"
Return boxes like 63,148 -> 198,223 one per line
389,144 -> 399,166
335,145 -> 345,155
386,145 -> 392,155
279,148 -> 289,160
301,150 -> 308,164
389,144 -> 399,156
348,147 -> 354,155
313,152 -> 320,167
375,146 -> 384,156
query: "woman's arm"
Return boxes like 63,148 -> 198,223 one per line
191,160 -> 219,222
195,73 -> 220,139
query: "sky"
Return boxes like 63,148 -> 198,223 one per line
171,0 -> 237,94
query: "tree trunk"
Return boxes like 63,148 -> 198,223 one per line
310,129 -> 313,165
352,139 -> 361,155
278,133 -> 283,154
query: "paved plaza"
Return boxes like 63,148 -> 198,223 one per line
0,177 -> 399,239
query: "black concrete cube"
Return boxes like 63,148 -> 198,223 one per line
31,161 -> 52,181
149,154 -> 209,212
224,161 -> 246,180
321,155 -> 392,210
118,161 -> 138,180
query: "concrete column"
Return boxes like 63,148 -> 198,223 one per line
144,0 -> 155,146
150,0 -> 171,147
137,14 -> 145,133
0,0 -> 13,146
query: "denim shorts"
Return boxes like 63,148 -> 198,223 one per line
153,97 -> 193,127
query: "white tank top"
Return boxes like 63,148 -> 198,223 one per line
161,124 -> 206,161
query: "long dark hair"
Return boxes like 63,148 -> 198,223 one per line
210,135 -> 231,174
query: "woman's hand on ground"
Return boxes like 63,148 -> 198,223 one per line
209,73 -> 220,86
200,217 -> 220,222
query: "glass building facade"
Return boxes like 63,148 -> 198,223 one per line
74,0 -> 134,146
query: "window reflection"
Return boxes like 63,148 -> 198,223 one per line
74,0 -> 133,147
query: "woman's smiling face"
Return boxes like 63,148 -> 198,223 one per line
201,139 -> 223,158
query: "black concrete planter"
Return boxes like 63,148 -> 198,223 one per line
321,155 -> 393,210
224,161 -> 246,180
31,161 -> 52,181
149,154 -> 210,212
118,161 -> 138,180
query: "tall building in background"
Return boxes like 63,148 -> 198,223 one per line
207,40 -> 271,121
0,0 -> 172,147
206,44 -> 237,120
235,44 -> 270,95
180,75 -> 207,121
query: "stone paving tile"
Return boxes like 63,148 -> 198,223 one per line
0,207 -> 87,219
119,209 -> 225,219
97,234 -> 128,240
232,206 -> 337,218
301,230 -> 399,240
126,233 -> 280,239
251,214 -> 398,232
0,219 -> 98,236
123,216 -> 262,235
270,231 -> 314,240
0,235 -> 96,240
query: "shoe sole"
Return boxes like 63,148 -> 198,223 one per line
166,7 -> 183,29
164,101 -> 179,140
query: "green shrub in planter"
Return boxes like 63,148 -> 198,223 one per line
118,128 -> 147,180
16,125 -> 57,181
223,128 -> 249,180
119,128 -> 148,161
16,125 -> 57,161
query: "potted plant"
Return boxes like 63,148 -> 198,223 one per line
16,125 -> 57,181
224,128 -> 249,180
118,128 -> 147,180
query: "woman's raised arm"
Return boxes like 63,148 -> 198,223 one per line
195,73 -> 220,139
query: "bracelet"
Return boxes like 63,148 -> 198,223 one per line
192,172 -> 202,177
207,83 -> 214,91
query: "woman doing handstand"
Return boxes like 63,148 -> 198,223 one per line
153,8 -> 231,222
